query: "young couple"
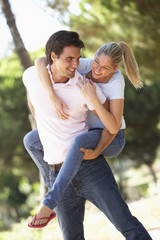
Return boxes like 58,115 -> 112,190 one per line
23,30 -> 152,240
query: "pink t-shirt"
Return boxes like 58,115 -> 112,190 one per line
23,66 -> 106,164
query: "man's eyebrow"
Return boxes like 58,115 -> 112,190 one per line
66,55 -> 81,59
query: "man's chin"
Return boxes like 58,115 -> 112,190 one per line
68,72 -> 75,79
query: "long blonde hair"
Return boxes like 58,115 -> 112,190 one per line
96,42 -> 143,89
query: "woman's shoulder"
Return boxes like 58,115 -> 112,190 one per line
110,70 -> 124,83
77,58 -> 93,75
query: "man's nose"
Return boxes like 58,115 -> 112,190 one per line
72,59 -> 79,68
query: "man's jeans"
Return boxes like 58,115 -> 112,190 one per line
23,129 -> 152,240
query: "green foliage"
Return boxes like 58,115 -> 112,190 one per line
0,57 -> 30,160
0,49 -> 43,230
44,0 -> 70,19
1,0 -> 160,230
62,0 -> 160,169
67,0 -> 160,83
122,81 -> 160,166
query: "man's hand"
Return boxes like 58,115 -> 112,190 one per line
80,148 -> 99,160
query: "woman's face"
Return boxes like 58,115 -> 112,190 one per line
92,53 -> 118,83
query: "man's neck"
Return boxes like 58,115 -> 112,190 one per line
50,65 -> 69,84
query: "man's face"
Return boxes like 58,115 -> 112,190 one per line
51,46 -> 81,82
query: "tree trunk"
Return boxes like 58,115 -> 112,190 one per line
148,164 -> 157,184
0,0 -> 33,70
0,0 -> 45,200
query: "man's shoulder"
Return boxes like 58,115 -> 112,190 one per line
23,66 -> 36,77
23,66 -> 37,87
73,70 -> 83,82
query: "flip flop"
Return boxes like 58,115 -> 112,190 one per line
28,212 -> 56,228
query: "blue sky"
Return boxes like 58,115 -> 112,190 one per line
0,0 -> 77,58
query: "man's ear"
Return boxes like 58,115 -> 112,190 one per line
51,52 -> 57,63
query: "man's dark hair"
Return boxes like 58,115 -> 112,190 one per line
45,30 -> 85,64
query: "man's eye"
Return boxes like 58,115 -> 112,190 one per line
67,58 -> 72,62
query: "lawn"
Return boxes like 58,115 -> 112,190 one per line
0,194 -> 160,240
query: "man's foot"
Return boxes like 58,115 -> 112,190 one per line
28,205 -> 56,228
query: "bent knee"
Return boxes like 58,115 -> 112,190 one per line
23,129 -> 40,149
71,134 -> 87,149
23,132 -> 32,148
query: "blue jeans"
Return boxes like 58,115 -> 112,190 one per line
43,128 -> 125,208
55,157 -> 152,240
23,129 -> 152,240
23,129 -> 51,189
23,128 -> 125,204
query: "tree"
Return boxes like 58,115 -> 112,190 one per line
0,0 -> 43,228
122,81 -> 160,182
0,0 -> 33,70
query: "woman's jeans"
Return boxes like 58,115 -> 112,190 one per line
43,128 -> 125,209
23,129 -> 152,240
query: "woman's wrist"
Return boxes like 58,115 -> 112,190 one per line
90,97 -> 102,109
49,91 -> 58,102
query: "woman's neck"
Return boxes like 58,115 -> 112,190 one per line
86,70 -> 114,83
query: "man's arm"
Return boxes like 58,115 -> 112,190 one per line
27,92 -> 35,118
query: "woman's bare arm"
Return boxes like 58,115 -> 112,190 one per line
35,57 -> 69,119
81,127 -> 116,160
77,77 -> 123,134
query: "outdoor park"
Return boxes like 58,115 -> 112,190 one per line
0,0 -> 160,239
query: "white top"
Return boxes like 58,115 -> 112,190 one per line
23,66 -> 106,164
77,58 -> 126,129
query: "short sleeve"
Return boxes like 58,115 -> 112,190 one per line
100,70 -> 125,100
108,80 -> 125,100
77,58 -> 93,76
22,66 -> 35,89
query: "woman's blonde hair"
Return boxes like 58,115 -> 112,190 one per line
96,42 -> 143,89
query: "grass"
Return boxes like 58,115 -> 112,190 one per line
0,194 -> 160,240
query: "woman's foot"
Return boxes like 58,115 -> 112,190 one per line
28,205 -> 56,228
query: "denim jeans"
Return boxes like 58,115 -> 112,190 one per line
55,157 -> 152,240
23,129 -> 152,240
23,129 -> 51,189
43,128 -> 125,209
23,128 -> 125,205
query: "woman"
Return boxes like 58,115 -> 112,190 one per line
28,41 -> 142,228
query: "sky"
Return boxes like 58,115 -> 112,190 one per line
0,0 -> 79,59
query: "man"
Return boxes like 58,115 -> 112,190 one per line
23,30 -> 152,240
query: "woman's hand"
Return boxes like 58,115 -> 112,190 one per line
77,76 -> 98,102
51,95 -> 70,120
80,148 -> 99,160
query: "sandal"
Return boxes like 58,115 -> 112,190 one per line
28,212 -> 56,228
